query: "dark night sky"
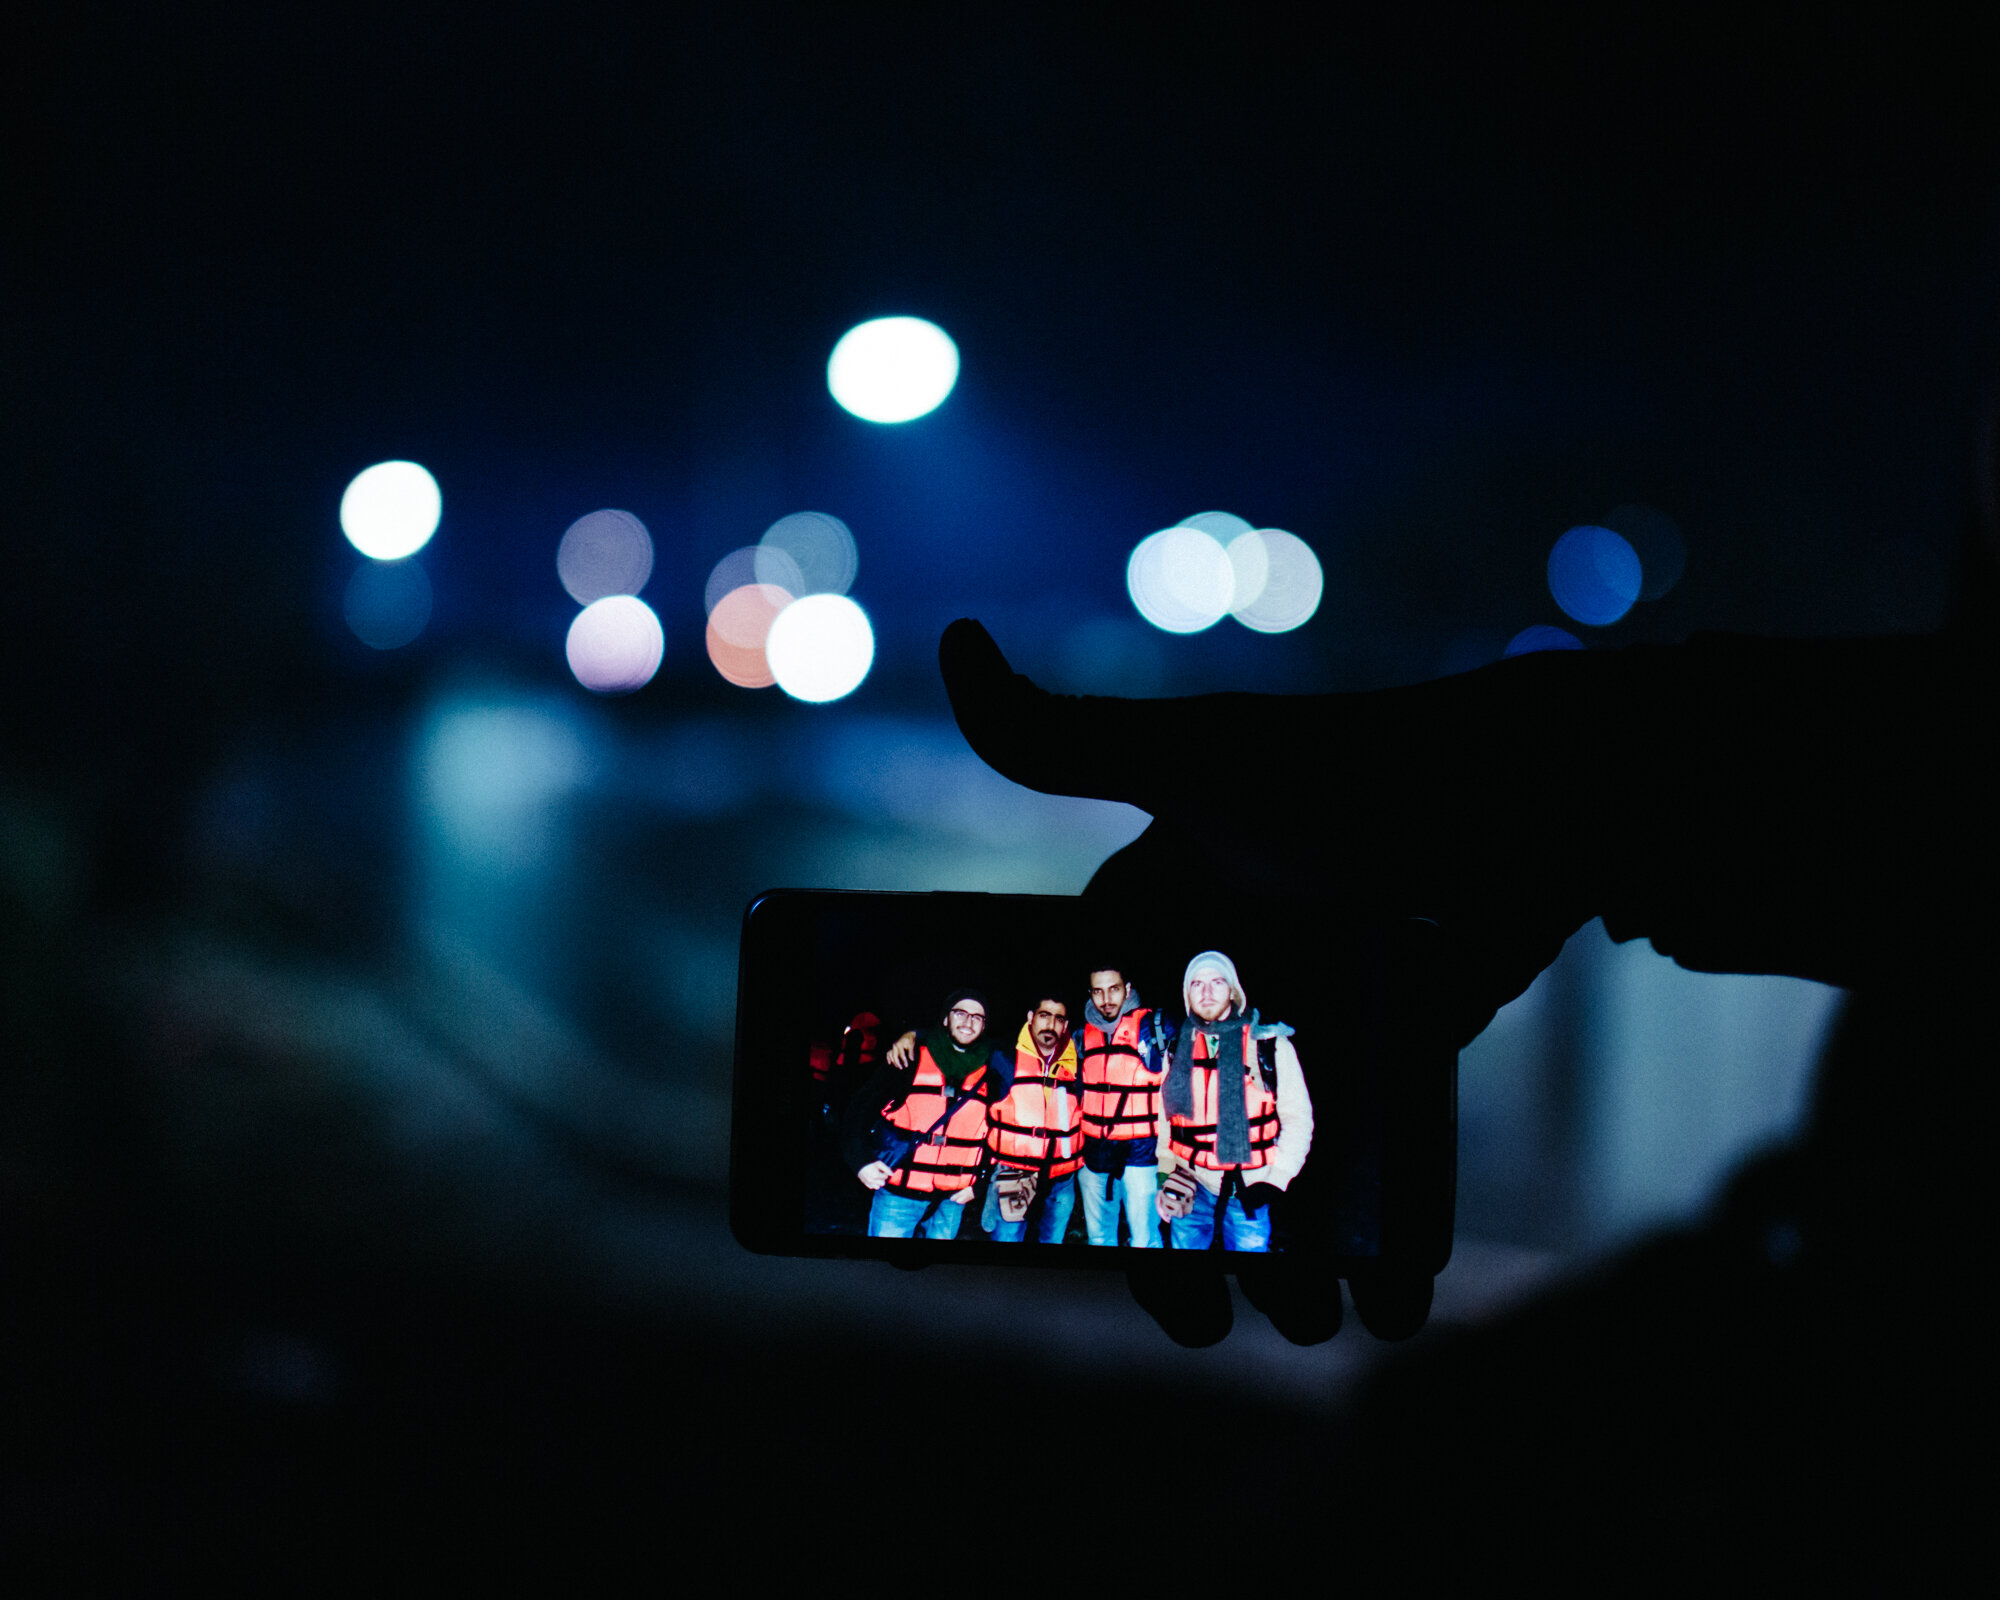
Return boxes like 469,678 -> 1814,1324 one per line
12,8 -> 2000,787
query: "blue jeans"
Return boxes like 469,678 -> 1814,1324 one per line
982,1171 -> 1078,1243
868,1189 -> 970,1239
1167,1183 -> 1273,1252
1077,1164 -> 1162,1248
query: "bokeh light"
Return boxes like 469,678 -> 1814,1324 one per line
415,697 -> 592,868
1505,624 -> 1585,656
557,509 -> 653,604
759,511 -> 858,596
766,594 -> 875,703
827,317 -> 960,423
1548,524 -> 1641,626
1602,502 -> 1688,600
344,558 -> 432,649
1127,526 -> 1235,633
565,595 -> 664,693
1230,529 -> 1323,633
340,460 -> 441,561
1226,530 -> 1270,611
706,583 -> 794,688
1177,510 -> 1254,542
706,547 -> 804,616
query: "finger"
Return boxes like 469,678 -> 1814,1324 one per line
940,618 -> 1125,800
1348,1272 -> 1434,1341
1236,1264 -> 1344,1346
1127,1261 -> 1233,1347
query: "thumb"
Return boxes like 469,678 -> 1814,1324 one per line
940,618 -> 1141,801
940,619 -> 1284,811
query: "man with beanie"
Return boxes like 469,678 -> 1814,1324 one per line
847,988 -> 1011,1239
1075,966 -> 1177,1247
1156,952 -> 1313,1252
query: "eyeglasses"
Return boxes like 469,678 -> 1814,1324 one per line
948,1008 -> 985,1026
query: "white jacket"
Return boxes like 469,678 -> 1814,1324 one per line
1155,1031 -> 1314,1194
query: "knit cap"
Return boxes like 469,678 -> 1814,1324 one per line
1182,951 -> 1247,1016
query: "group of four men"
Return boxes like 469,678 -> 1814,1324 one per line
846,954 -> 1313,1251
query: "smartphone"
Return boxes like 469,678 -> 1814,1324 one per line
731,890 -> 1455,1281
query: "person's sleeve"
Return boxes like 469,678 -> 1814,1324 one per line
986,1043 -> 1016,1095
1259,1036 -> 1314,1191
839,1061 -> 906,1173
1154,1061 -> 1183,1174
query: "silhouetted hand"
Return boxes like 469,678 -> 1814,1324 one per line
937,617 -> 1996,1345
940,618 -> 1598,1059
939,618 -> 1594,1344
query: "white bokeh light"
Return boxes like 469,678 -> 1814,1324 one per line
565,595 -> 665,694
1230,529 -> 1323,633
1127,526 -> 1235,634
340,461 -> 441,560
766,594 -> 875,702
827,317 -> 959,423
1226,533 -> 1270,614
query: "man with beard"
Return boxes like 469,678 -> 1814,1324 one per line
848,989 -> 1009,1240
1156,951 -> 1314,1252
981,993 -> 1086,1243
1075,966 -> 1176,1247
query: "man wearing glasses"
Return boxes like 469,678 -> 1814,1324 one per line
851,989 -> 1009,1239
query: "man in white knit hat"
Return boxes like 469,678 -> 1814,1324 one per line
1154,950 -> 1314,1252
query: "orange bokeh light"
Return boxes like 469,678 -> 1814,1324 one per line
705,582 -> 793,688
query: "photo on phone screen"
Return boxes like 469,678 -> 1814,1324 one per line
732,891 -> 1456,1273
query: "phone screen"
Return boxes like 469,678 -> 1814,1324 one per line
732,890 -> 1455,1274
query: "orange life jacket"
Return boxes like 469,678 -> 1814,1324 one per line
1166,1023 -> 1280,1172
987,1028 -> 1085,1179
881,1045 -> 995,1195
1078,1008 -> 1166,1144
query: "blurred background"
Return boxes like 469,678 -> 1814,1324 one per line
8,4 -> 1996,1544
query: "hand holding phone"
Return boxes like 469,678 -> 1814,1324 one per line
935,619 -> 1476,1344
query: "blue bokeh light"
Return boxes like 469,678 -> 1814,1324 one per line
1505,624 -> 1586,656
1547,524 -> 1641,627
344,557 -> 432,649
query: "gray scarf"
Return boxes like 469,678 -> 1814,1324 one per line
1165,1008 -> 1256,1166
